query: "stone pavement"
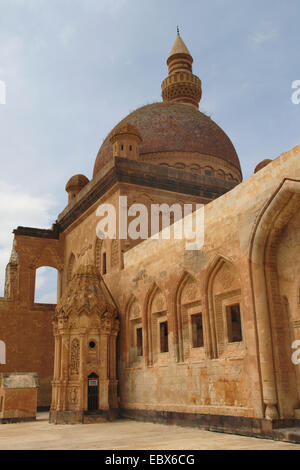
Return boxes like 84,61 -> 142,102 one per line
0,413 -> 299,450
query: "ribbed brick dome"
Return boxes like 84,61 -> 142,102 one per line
93,102 -> 241,177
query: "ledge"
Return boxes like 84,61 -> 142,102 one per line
120,408 -> 300,442
56,157 -> 238,232
13,224 -> 60,239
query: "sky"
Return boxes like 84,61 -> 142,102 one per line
0,0 -> 299,300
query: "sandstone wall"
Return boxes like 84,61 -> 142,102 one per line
0,144 -> 299,418
62,144 -> 300,419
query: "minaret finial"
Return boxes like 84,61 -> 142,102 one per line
161,33 -> 202,109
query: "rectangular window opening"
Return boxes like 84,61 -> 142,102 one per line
136,327 -> 143,356
160,321 -> 168,353
102,252 -> 107,275
191,313 -> 204,348
227,303 -> 242,343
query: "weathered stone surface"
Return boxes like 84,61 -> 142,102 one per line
0,373 -> 38,422
50,265 -> 119,424
94,103 -> 241,177
0,33 -> 299,438
1,373 -> 39,389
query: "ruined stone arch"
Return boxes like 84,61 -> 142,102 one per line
30,246 -> 63,303
250,178 -> 300,420
30,246 -> 63,271
174,271 -> 202,363
205,255 -> 242,359
143,282 -> 167,366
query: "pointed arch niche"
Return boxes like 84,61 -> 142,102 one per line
250,178 -> 300,419
207,257 -> 243,359
95,238 -> 111,275
125,296 -> 143,368
175,272 -> 203,363
145,284 -> 168,366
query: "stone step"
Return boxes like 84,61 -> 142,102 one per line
272,427 -> 300,445
83,414 -> 108,424
83,409 -> 119,424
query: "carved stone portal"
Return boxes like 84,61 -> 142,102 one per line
49,264 -> 120,424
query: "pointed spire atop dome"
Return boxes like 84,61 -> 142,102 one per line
168,31 -> 191,59
161,33 -> 202,109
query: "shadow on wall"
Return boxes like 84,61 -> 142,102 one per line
0,341 -> 5,364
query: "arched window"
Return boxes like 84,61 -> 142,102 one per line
146,285 -> 167,366
175,272 -> 202,363
207,257 -> 243,357
204,166 -> 213,177
0,340 -> 6,364
126,296 -> 143,367
34,266 -> 58,304
95,238 -> 110,275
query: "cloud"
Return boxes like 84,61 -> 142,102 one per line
59,24 -> 76,46
35,266 -> 57,304
251,25 -> 279,45
37,291 -> 57,303
35,266 -> 47,290
83,0 -> 128,18
0,181 -> 55,295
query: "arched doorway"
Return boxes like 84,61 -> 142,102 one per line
88,373 -> 99,411
250,179 -> 300,419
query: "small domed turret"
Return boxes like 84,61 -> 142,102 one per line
109,123 -> 142,160
65,174 -> 89,204
254,159 -> 272,174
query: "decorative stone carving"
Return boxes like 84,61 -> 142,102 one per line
69,387 -> 78,404
151,290 -> 166,313
70,338 -> 80,376
216,265 -> 237,291
67,253 -> 76,283
181,277 -> 200,304
111,240 -> 119,268
129,302 -> 141,320
50,264 -> 120,424
94,238 -> 103,274
77,244 -> 92,259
